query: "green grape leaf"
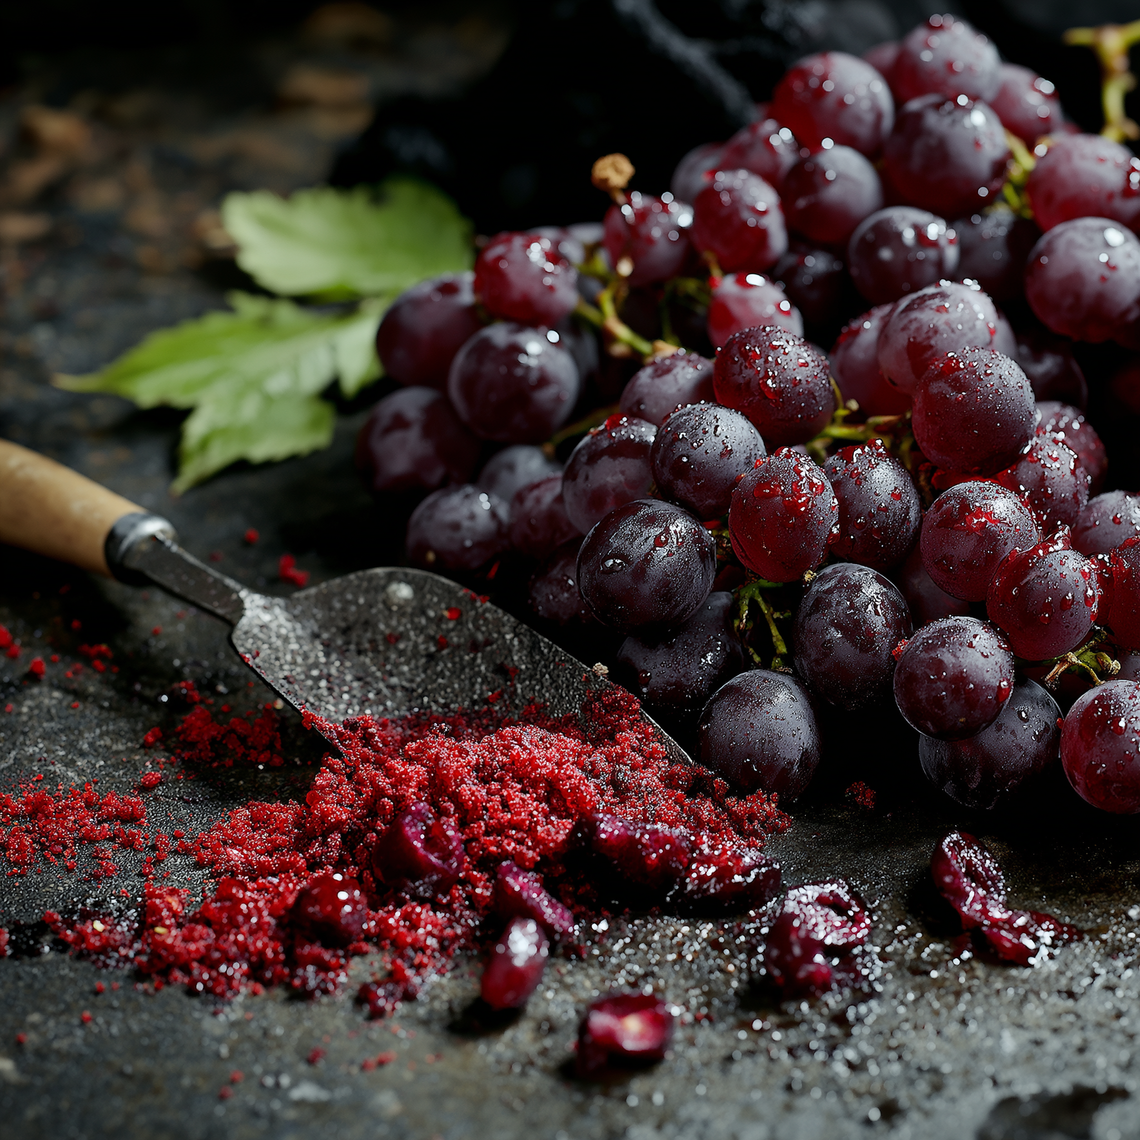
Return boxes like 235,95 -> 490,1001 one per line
57,293 -> 383,491
220,179 -> 474,299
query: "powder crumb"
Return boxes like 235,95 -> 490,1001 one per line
28,658 -> 45,679
244,529 -> 260,545
279,555 -> 310,588
846,781 -> 876,810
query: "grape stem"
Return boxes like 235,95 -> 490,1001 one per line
574,295 -> 677,362
1001,130 -> 1036,218
733,577 -> 790,670
542,403 -> 619,454
1064,19 -> 1140,142
1039,628 -> 1122,688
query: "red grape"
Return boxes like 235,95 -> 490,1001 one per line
603,192 -> 692,287
1025,134 -> 1140,234
772,247 -> 851,331
1037,400 -> 1108,492
990,63 -> 1063,142
618,351 -> 714,426
527,541 -> 595,628
1015,329 -> 1088,408
691,169 -> 787,273
706,273 -> 802,348
561,414 -> 656,533
892,15 -> 1001,105
954,208 -> 1041,303
847,206 -> 959,304
829,303 -> 912,416
1072,490 -> 1140,556
782,145 -> 884,246
477,444 -> 560,504
896,544 -> 971,626
1105,536 -> 1140,649
508,473 -> 582,561
405,485 -> 510,573
1061,680 -> 1140,814
717,118 -> 799,189
474,232 -> 579,326
671,141 -> 725,204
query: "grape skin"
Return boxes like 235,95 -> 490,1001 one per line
478,445 -> 561,504
896,545 -> 971,626
706,274 -> 802,348
671,142 -> 725,204
1025,134 -> 1140,234
561,414 -> 656,533
1015,329 -> 1088,409
474,232 -> 579,326
508,474 -> 582,561
782,145 -> 884,247
1061,680 -> 1140,814
993,433 -> 1089,534
891,14 -> 1001,105
603,192 -> 693,287
1037,401 -> 1108,494
528,541 -> 595,628
990,63 -> 1064,143
1072,490 -> 1140,556
773,248 -> 851,333
847,207 -> 959,305
1105,537 -> 1140,650
953,208 -> 1041,303
717,119 -> 799,190
829,304 -> 912,416
405,485 -> 510,573
691,168 -> 788,273
618,352 -> 714,427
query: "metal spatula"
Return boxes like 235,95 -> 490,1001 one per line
0,440 -> 687,760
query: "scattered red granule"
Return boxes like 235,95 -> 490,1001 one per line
70,702 -> 79,709
244,529 -> 259,545
4,705 -> 12,714
81,1011 -> 92,1024
15,1032 -> 25,1045
445,608 -> 462,621
437,636 -> 448,650
71,620 -> 81,631
307,1047 -> 326,1065
143,728 -> 163,748
0,929 -> 8,957
6,645 -> 20,660
50,655 -> 59,663
28,657 -> 45,679
846,781 -> 876,810
279,555 -> 310,588
218,1086 -> 232,1101
95,981 -> 105,994
0,626 -> 11,648
209,552 -> 223,563
175,704 -> 283,769
78,644 -> 113,661
151,627 -> 162,637
360,1051 -> 396,1071
139,773 -> 162,791
230,1071 -> 244,1083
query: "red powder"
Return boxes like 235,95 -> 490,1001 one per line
139,772 -> 162,790
244,529 -> 260,545
846,782 -> 876,810
279,555 -> 310,588
4,687 -> 788,1013
0,626 -> 11,648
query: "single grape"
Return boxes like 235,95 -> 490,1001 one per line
1015,329 -> 1088,409
717,119 -> 799,189
603,191 -> 693,287
771,51 -> 894,156
405,485 -> 510,573
576,499 -> 716,633
1072,491 -> 1140,556
772,247 -> 851,332
531,224 -> 590,267
829,304 -> 912,416
480,918 -> 548,1011
698,669 -> 822,799
1037,401 -> 1108,493
990,63 -> 1064,143
729,449 -> 838,582
614,592 -> 744,724
847,207 -> 959,305
1061,680 -> 1140,813
508,474 -> 582,561
1119,651 -> 1140,681
953,207 -> 1041,303
920,678 -> 1061,810
372,802 -> 466,898
1105,537 -> 1140,649
691,168 -> 788,273
618,351 -> 714,427
882,95 -> 1009,220
713,327 -> 835,447
792,563 -> 913,710
986,529 -> 1100,660
477,445 -> 561,504
912,347 -> 1036,475
576,992 -> 673,1079
671,141 -> 725,204
823,440 -> 921,570
474,232 -> 579,326
561,414 -> 656,533
1025,134 -> 1140,234
375,272 -> 484,389
355,387 -> 480,494
920,481 -> 1041,601
1024,217 -> 1140,343
492,861 -> 575,941
706,273 -> 802,348
448,323 -> 580,443
782,145 -> 884,247
896,544 -> 971,626
992,433 -> 1089,534
291,873 -> 367,946
864,41 -> 899,84
650,402 -> 765,520
891,14 -> 1001,105
528,541 -> 596,627
877,281 -> 1012,394
893,615 -> 1014,740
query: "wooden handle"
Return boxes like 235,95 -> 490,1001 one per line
0,439 -> 144,576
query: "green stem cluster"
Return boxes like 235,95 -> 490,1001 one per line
733,577 -> 792,671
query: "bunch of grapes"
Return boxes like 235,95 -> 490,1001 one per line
358,13 -> 1140,818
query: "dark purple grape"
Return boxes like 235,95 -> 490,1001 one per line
448,323 -> 580,443
992,434 -> 1089,534
713,327 -> 835,447
823,440 -> 921,570
1024,218 -> 1140,344
576,499 -> 715,633
953,208 -> 1040,302
372,802 -> 466,899
729,449 -> 838,582
882,95 -> 1009,220
1061,680 -> 1140,813
1105,537 -> 1140,649
508,474 -> 582,560
691,169 -> 787,273
990,64 -> 1064,143
772,247 -> 851,331
603,192 -> 692,287
1118,651 -> 1140,681
405,485 -> 510,573
477,444 -> 560,503
528,541 -> 596,627
561,414 -> 656,533
614,591 -> 744,724
782,145 -> 884,246
706,273 -> 802,349
920,678 -> 1061,810
893,616 -> 1014,740
292,873 -> 367,947
1072,491 -> 1140,556
1037,401 -> 1108,493
877,281 -> 1011,394
355,387 -> 480,495
587,813 -> 692,893
375,272 -> 484,389
473,232 -> 579,326
897,544 -> 971,626
650,402 -> 766,520
1025,134 -> 1140,233
717,119 -> 799,190
771,52 -> 893,156
792,563 -> 912,710
698,670 -> 822,799
576,992 -> 673,1079
920,481 -> 1041,601
986,530 -> 1100,660
480,918 -> 549,1011
912,347 -> 1036,475
532,224 -> 591,266
829,304 -> 912,416
618,352 -> 714,426
864,41 -> 899,84
671,141 -> 725,204
847,207 -> 960,305
892,15 -> 1001,104
1015,329 -> 1088,409
492,861 -> 575,940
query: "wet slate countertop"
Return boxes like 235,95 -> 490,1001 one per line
4,8 -> 1140,1140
